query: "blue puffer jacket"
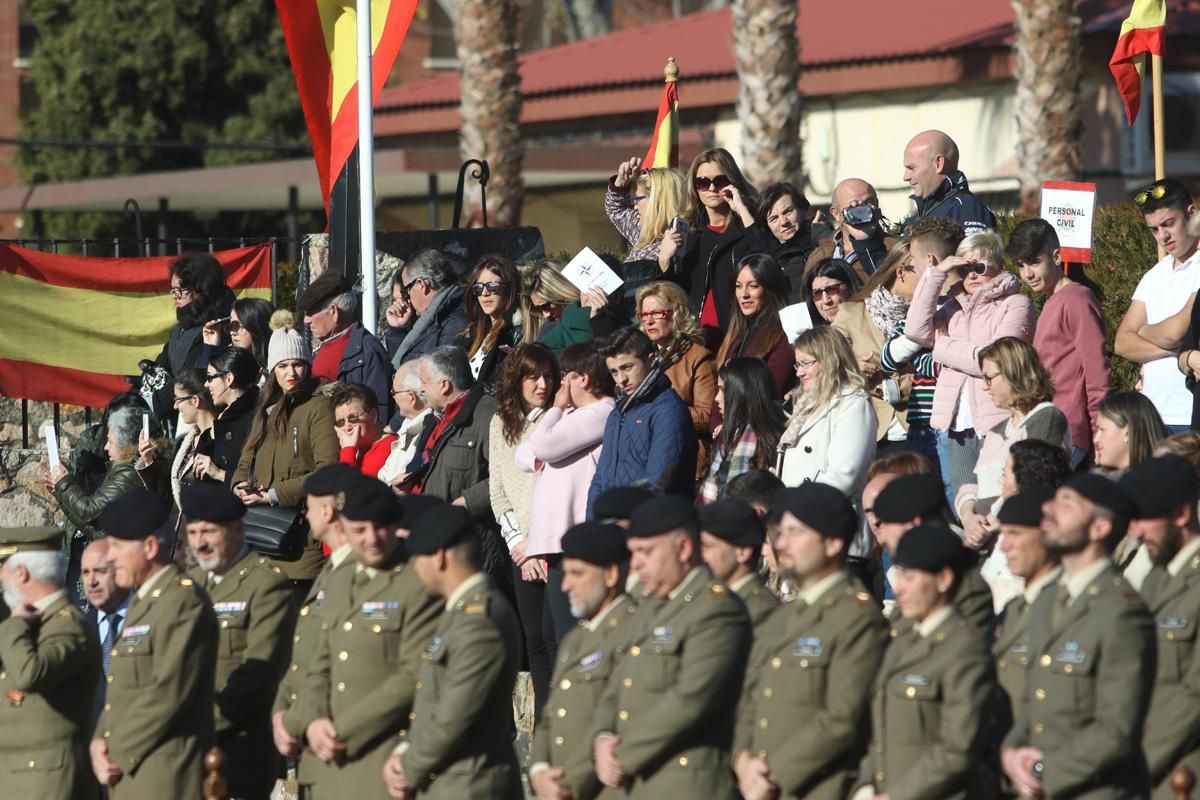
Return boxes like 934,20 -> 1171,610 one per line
587,370 -> 698,516
905,170 -> 997,235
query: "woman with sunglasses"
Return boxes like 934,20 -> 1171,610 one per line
804,258 -> 862,326
658,147 -> 767,345
461,255 -> 523,390
714,254 -> 795,404
134,367 -> 218,512
200,346 -> 263,486
522,260 -> 612,357
202,297 -> 275,375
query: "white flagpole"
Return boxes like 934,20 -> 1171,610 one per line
356,0 -> 377,328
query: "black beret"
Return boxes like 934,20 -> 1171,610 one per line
338,477 -> 402,526
398,494 -> 446,527
698,498 -> 765,548
893,523 -> 969,573
297,270 -> 352,314
99,489 -> 172,540
406,504 -> 474,555
769,484 -> 858,543
996,487 -> 1055,528
179,483 -> 246,523
561,521 -> 629,566
627,495 -> 698,540
593,486 -> 656,522
1065,473 -> 1137,518
873,474 -> 945,523
1120,455 -> 1200,520
304,463 -> 363,497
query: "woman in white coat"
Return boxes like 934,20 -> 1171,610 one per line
776,325 -> 877,495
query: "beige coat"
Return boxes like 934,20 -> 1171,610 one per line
832,300 -> 913,442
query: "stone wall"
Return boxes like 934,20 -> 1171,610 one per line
0,397 -> 90,526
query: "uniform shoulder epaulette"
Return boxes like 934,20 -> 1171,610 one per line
57,607 -> 73,618
465,602 -> 486,615
180,577 -> 194,587
854,591 -> 872,607
709,583 -> 727,597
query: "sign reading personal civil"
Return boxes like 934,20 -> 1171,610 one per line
1040,181 -> 1098,263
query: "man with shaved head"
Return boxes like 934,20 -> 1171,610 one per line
826,177 -> 894,276
902,129 -> 996,234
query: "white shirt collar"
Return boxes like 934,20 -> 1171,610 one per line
667,567 -> 703,600
330,543 -> 354,569
798,570 -> 847,606
1061,557 -> 1112,603
445,571 -> 489,611
1023,566 -> 1063,605
209,545 -> 252,585
585,594 -> 629,632
33,589 -> 67,614
915,604 -> 955,638
137,565 -> 173,600
1168,536 -> 1200,577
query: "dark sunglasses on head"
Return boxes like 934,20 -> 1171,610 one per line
1134,183 -> 1169,206
694,175 -> 732,192
471,281 -> 507,297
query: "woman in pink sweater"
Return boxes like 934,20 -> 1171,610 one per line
515,342 -> 616,645
905,230 -> 1036,510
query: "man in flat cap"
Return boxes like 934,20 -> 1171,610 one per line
272,463 -> 360,795
590,495 -> 751,798
299,270 -> 392,419
383,504 -> 523,799
873,473 -> 995,637
698,498 -> 779,629
0,527 -> 101,800
181,483 -> 296,800
1002,473 -> 1155,800
529,521 -> 639,800
305,477 -> 442,798
91,490 -> 218,800
734,485 -> 886,800
1124,455 -> 1200,798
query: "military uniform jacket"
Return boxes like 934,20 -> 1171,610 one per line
1004,563 -> 1155,799
735,575 -> 885,800
591,565 -> 752,799
858,608 -> 996,800
530,594 -> 640,800
303,549 -> 442,799
733,574 -> 781,630
1141,557 -> 1200,797
401,574 -> 523,799
0,592 -> 101,800
96,564 -> 218,800
188,550 -> 296,798
888,563 -> 995,641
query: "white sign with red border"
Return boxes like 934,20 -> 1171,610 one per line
1040,180 -> 1097,263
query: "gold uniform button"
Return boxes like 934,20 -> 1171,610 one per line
554,736 -> 564,746
556,708 -> 567,719
770,657 -> 782,670
763,687 -> 773,699
998,659 -> 1007,670
561,679 -> 572,690
343,621 -> 353,631
104,703 -> 111,711
409,712 -> 416,721
373,624 -> 382,633
300,607 -> 310,617
220,620 -> 229,629
905,686 -> 916,698
336,682 -> 346,693
338,651 -> 349,662
678,756 -> 688,767
799,658 -> 809,668
1167,631 -> 1176,640
290,693 -> 298,702
106,675 -> 114,684
293,634 -> 300,643
1040,655 -> 1052,667
1035,688 -> 1046,701
1064,664 -> 1073,674
630,646 -> 641,657
290,664 -> 299,672
618,710 -> 629,721
1034,723 -> 1045,735
759,718 -> 769,729
27,761 -> 35,769
875,772 -> 885,783
415,682 -> 423,690
622,678 -> 633,688
103,730 -> 111,739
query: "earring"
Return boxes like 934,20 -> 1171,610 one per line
937,585 -> 948,594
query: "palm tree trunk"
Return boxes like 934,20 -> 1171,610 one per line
731,0 -> 802,189
456,0 -> 524,227
1012,0 -> 1083,214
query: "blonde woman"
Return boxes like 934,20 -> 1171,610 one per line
605,156 -> 687,262
776,326 -> 877,495
522,260 -> 610,356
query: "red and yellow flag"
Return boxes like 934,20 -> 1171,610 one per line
0,245 -> 272,407
276,0 -> 419,213
644,68 -> 680,169
1109,0 -> 1167,125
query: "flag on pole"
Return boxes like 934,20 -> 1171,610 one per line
644,58 -> 680,169
1109,0 -> 1167,125
275,0 -> 419,213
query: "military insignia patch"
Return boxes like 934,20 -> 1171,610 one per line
361,601 -> 401,620
465,603 -> 485,615
213,601 -> 247,618
579,650 -> 604,672
335,491 -> 346,511
651,625 -> 674,643
1159,617 -> 1189,630
900,673 -> 930,686
793,637 -> 822,657
120,624 -> 151,647
1054,641 -> 1086,664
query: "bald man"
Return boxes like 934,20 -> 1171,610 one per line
902,129 -> 995,234
82,538 -> 131,725
825,177 -> 894,278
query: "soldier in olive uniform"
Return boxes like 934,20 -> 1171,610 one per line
304,477 -> 443,798
698,498 -> 780,629
181,483 -> 297,800
1002,474 -> 1156,799
272,464 -> 361,799
590,496 -> 752,799
873,473 -> 995,637
90,490 -> 219,800
734,485 -> 886,800
383,503 -> 523,799
0,527 -> 101,800
528,521 -> 640,800
853,524 -> 998,800
1123,456 -> 1200,798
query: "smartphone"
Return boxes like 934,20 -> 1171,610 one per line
671,216 -> 689,271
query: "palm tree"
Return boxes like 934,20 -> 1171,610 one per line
456,0 -> 524,226
731,0 -> 802,189
1012,0 -> 1083,214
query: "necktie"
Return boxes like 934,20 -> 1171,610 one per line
102,613 -> 121,675
351,569 -> 371,605
1050,585 -> 1071,628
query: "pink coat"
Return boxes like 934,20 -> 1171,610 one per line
905,268 -> 1036,433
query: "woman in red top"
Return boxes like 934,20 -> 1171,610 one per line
714,253 -> 796,402
330,383 -> 397,478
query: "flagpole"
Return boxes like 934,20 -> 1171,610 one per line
356,0 -> 377,328
1152,53 -> 1165,181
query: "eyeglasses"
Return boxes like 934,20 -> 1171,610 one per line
982,372 -> 1002,386
172,394 -> 197,407
694,175 -> 732,192
335,414 -> 369,428
632,194 -> 649,203
168,287 -> 193,299
1134,184 -> 1169,206
530,301 -> 557,315
794,358 -> 818,372
400,277 -> 421,299
203,371 -> 228,383
227,320 -> 243,334
638,309 -> 673,322
810,284 -> 845,300
471,281 -> 506,297
391,389 -> 418,399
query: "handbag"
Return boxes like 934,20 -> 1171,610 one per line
241,456 -> 308,562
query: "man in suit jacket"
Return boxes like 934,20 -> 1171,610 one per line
1002,474 -> 1156,799
82,538 -> 131,726
90,490 -> 218,800
0,527 -> 102,800
1124,456 -> 1200,798
698,498 -> 779,630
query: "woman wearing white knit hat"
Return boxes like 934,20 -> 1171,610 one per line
232,310 -> 339,584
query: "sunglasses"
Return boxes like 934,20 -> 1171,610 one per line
638,309 -> 672,322
810,284 -> 845,300
172,394 -> 197,407
694,175 -> 732,192
335,413 -> 370,428
1134,184 -> 1169,206
227,320 -> 243,334
530,301 -> 557,314
203,371 -> 228,383
471,281 -> 507,297
168,287 -> 193,299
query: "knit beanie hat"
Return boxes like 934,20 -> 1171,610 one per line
267,310 -> 311,372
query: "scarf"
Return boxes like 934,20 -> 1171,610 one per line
865,285 -> 909,339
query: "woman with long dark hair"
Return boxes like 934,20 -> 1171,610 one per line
804,258 -> 862,327
461,254 -> 522,390
698,358 -> 787,504
203,297 -> 275,373
488,342 -> 560,716
715,253 -> 795,401
201,346 -> 262,485
135,368 -> 217,506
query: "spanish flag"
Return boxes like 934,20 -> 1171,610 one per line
1109,0 -> 1167,125
276,0 -> 419,213
0,245 -> 272,408
643,61 -> 680,169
